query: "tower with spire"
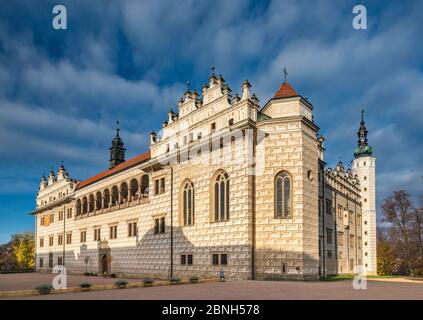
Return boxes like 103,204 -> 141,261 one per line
352,107 -> 377,275
109,122 -> 126,169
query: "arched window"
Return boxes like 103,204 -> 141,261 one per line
111,186 -> 119,206
140,175 -> 149,198
130,179 -> 138,201
181,180 -> 194,226
212,170 -> 229,222
82,196 -> 88,214
103,189 -> 110,209
120,182 -> 128,204
95,191 -> 102,210
88,194 -> 95,212
76,199 -> 81,215
275,171 -> 292,218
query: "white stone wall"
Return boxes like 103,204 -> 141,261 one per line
353,156 -> 377,275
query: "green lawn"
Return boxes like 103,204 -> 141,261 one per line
320,274 -> 405,281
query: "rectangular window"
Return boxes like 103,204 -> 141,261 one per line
326,229 -> 333,244
350,235 -> 355,248
40,238 -> 44,248
337,205 -> 343,219
94,228 -> 101,241
49,253 -> 53,268
59,211 -> 64,221
187,254 -> 193,265
153,218 -> 165,234
128,222 -> 137,237
212,253 -> 227,265
160,217 -> 165,234
50,213 -> 55,223
325,199 -> 332,215
40,216 -> 45,226
212,254 -> 219,265
39,258 -> 44,268
189,133 -> 194,142
349,210 -> 354,224
211,122 -> 216,133
228,118 -> 234,126
67,208 -> 72,219
160,178 -> 165,193
57,257 -> 63,266
66,233 -> 72,244
154,218 -> 160,234
220,254 -> 228,265
58,234 -> 63,246
49,236 -> 54,247
181,255 -> 186,265
155,180 -> 160,195
338,232 -> 344,246
183,136 -> 187,145
80,230 -> 87,243
109,225 -> 117,239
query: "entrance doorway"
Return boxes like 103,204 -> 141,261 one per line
101,254 -> 109,274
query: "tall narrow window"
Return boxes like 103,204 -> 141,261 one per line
182,181 -> 195,226
213,171 -> 230,222
275,171 -> 292,218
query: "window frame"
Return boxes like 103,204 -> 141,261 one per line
211,170 -> 230,222
274,171 -> 293,218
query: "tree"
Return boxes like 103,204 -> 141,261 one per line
11,232 -> 35,270
377,227 -> 397,275
84,256 -> 90,273
381,190 -> 423,276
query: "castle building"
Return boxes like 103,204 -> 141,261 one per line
31,70 -> 376,279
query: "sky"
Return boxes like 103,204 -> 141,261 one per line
0,0 -> 422,244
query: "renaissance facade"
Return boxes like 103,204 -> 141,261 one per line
32,70 -> 377,280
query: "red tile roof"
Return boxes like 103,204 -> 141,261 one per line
273,81 -> 299,99
75,151 -> 151,190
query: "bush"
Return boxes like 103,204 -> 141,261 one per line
84,272 -> 90,276
170,276 -> 181,284
36,284 -> 53,295
190,275 -> 199,283
79,282 -> 92,289
114,280 -> 128,288
143,278 -> 154,287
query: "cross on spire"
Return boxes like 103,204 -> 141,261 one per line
282,65 -> 288,83
211,65 -> 215,76
186,81 -> 190,92
361,105 -> 365,123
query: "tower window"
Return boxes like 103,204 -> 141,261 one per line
275,171 -> 292,218
212,170 -> 230,222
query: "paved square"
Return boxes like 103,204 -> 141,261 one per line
1,273 -> 422,300
0,273 -> 133,292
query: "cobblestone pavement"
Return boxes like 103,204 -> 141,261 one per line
2,278 -> 423,300
0,273 -> 133,292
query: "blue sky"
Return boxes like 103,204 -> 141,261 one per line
0,0 -> 422,244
